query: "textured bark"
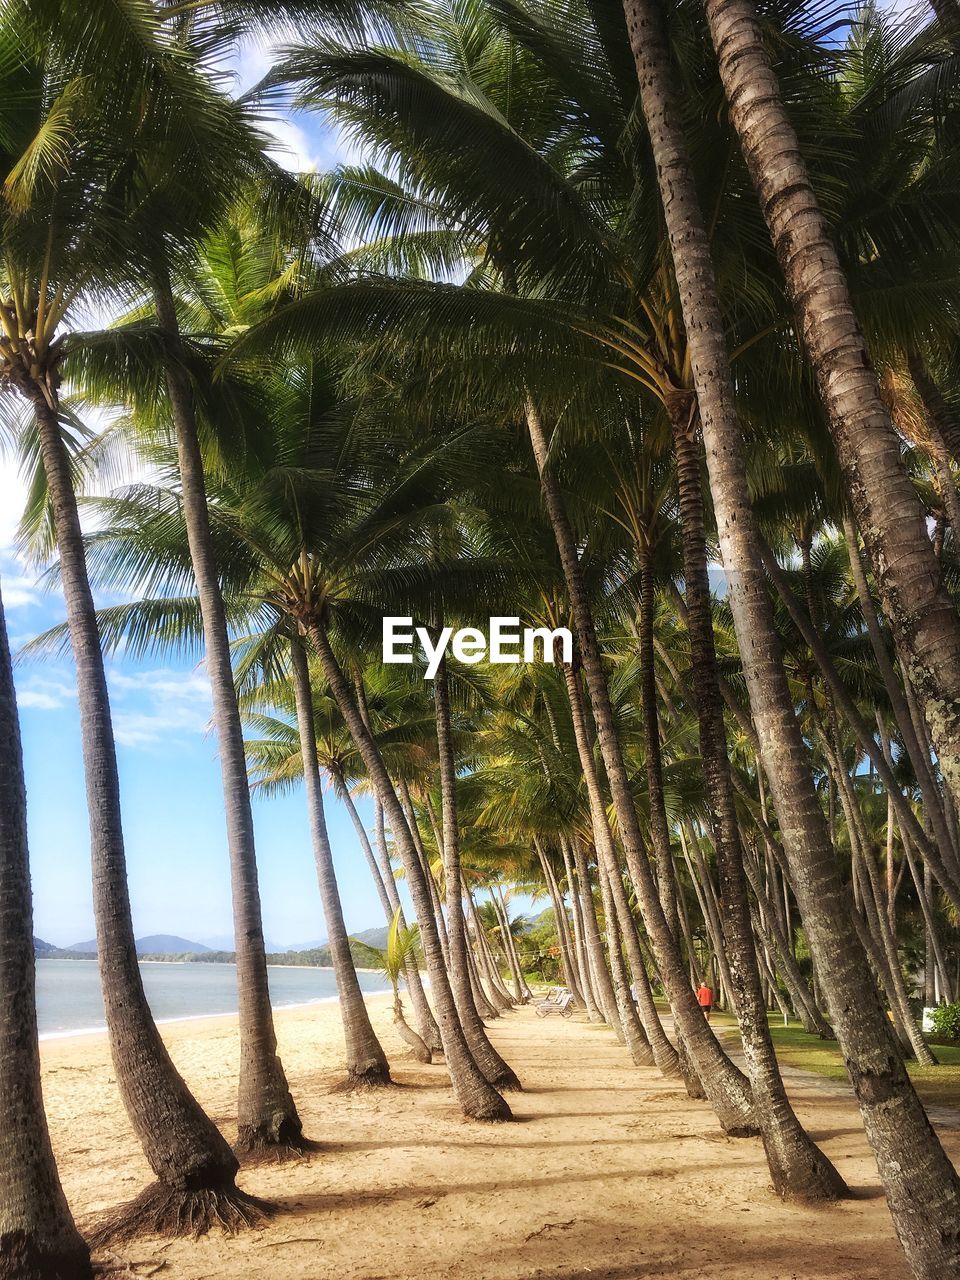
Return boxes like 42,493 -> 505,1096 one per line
0,580 -> 90,1279
562,665 -> 672,1071
760,538 -> 960,910
705,0 -> 960,820
596,852 -> 655,1065
560,836 -> 601,1020
154,280 -> 299,1152
433,657 -> 521,1089
310,621 -> 510,1120
623,0 -> 960,1265
289,640 -> 391,1087
671,415 -> 845,1197
402,785 -> 452,970
565,835 -> 621,1033
526,401 -> 756,1134
22,386 -> 243,1216
360,795 -> 443,1054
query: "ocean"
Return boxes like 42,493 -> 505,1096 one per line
36,958 -> 390,1038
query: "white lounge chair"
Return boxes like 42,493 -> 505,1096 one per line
535,991 -> 575,1018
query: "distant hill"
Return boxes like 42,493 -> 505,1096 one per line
65,934 -> 211,957
351,926 -> 389,951
199,934 -> 285,953
33,937 -> 57,955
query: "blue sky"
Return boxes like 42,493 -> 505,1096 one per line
0,39 -> 390,950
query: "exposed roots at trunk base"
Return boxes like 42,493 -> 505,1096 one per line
0,1230 -> 91,1280
234,1113 -> 308,1165
328,1065 -> 395,1094
87,1180 -> 273,1248
235,1135 -> 323,1167
489,1067 -> 523,1092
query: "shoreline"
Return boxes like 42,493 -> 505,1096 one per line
38,986 -> 392,1043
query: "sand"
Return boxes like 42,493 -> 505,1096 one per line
39,994 -> 958,1279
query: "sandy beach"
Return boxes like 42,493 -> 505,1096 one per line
37,994 -> 959,1280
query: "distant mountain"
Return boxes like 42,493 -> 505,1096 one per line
33,936 -> 57,955
281,937 -> 326,953
199,934 -> 285,953
65,934 -> 211,957
350,926 -> 389,951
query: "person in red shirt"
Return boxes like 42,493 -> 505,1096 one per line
696,982 -> 714,1021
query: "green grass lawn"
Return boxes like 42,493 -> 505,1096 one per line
650,1000 -> 960,1109
767,1021 -> 960,1110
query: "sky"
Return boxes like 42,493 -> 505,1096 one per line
0,38 -> 390,951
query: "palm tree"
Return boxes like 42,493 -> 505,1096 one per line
360,908 -> 432,1063
0,577 -> 90,1279
701,0 -> 960,816
288,636 -> 393,1087
620,0 -> 960,1268
0,14 -> 258,1237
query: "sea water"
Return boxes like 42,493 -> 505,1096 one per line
36,958 -> 390,1038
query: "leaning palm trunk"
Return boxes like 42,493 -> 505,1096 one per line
525,401 -> 757,1136
309,619 -> 511,1121
154,281 -> 300,1154
433,656 -> 520,1089
532,838 -> 585,1005
0,579 -> 90,1279
703,0 -> 960,816
565,835 -> 620,1032
622,0 -> 960,1268
367,799 -> 443,1053
23,390 -> 256,1239
562,665 -> 672,1071
670,409 -> 846,1199
289,640 -> 391,1087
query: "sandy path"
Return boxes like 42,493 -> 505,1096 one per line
39,995 -> 955,1279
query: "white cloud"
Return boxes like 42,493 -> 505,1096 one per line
109,666 -> 213,749
14,674 -> 76,712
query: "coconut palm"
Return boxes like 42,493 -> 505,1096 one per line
0,11 -> 259,1237
0,578 -> 90,1279
620,0 -> 960,1267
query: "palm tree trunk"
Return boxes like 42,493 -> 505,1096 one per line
289,639 -> 391,1087
533,838 -> 585,1005
467,890 -> 515,1010
621,0 -> 960,1264
0,579 -> 91,1279
362,796 -> 443,1053
492,885 -> 530,1002
154,279 -> 300,1154
309,619 -> 510,1120
433,656 -> 520,1089
560,836 -> 601,1019
759,539 -> 960,907
565,835 -> 621,1031
402,784 -> 451,968
670,407 -> 846,1197
525,400 -> 756,1134
704,0 -> 960,819
908,352 -> 960,466
23,387 -> 253,1236
562,664 -> 670,1069
841,515 -> 960,879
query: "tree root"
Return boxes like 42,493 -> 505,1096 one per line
235,1135 -> 322,1167
328,1067 -> 396,1094
87,1181 -> 273,1248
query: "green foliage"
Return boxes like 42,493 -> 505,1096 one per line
930,1002 -> 960,1043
